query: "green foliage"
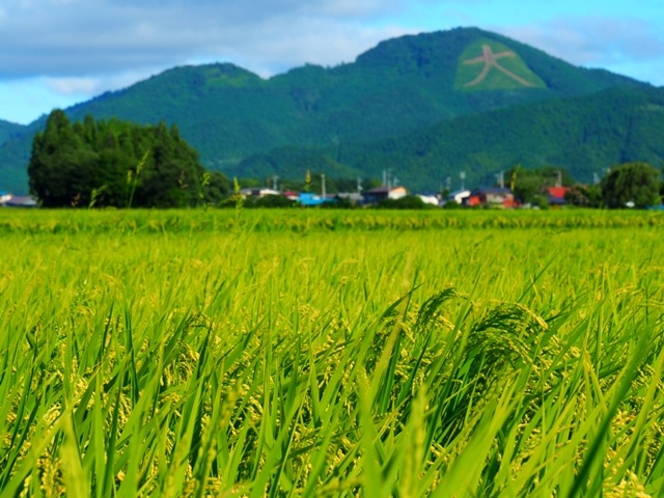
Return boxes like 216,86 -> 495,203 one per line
601,161 -> 662,208
27,111 -> 229,208
443,199 -> 462,209
235,147 -> 359,184
565,183 -> 603,207
375,195 -> 433,209
0,119 -> 25,146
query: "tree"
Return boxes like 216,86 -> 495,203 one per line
601,162 -> 661,209
28,110 -> 96,207
28,111 -> 228,208
505,166 -> 574,205
564,184 -> 602,208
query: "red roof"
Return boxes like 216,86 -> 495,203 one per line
547,187 -> 569,199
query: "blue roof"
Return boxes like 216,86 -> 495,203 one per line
298,193 -> 332,206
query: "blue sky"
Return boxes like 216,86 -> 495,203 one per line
1,0 -> 662,124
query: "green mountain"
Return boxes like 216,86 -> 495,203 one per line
0,27 -> 653,194
0,120 -> 25,147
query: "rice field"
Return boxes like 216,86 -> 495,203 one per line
1,209 -> 664,496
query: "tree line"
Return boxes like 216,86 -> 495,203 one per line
505,164 -> 662,209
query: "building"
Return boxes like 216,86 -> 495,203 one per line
363,186 -> 408,205
3,195 -> 38,207
298,193 -> 332,206
416,194 -> 439,206
546,187 -> 570,206
464,188 -> 516,208
446,189 -> 471,205
239,188 -> 281,198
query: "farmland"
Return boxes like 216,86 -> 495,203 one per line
1,209 -> 664,496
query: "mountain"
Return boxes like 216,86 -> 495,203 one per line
0,120 -> 25,147
0,27 -> 654,194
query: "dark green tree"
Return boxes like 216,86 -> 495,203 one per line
28,110 -> 97,206
28,111 -> 227,208
601,162 -> 661,209
564,184 -> 603,208
201,171 -> 231,205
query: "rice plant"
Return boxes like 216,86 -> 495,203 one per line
0,212 -> 663,496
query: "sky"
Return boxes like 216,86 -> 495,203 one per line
1,0 -> 663,125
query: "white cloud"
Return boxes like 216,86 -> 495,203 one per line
43,69 -> 159,96
496,17 -> 664,72
0,0 -> 425,80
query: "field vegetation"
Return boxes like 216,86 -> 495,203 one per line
1,209 -> 664,496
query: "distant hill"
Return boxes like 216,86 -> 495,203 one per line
0,120 -> 25,147
0,27 -> 653,194
0,120 -> 41,194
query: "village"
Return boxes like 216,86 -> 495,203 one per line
0,182 -> 572,209
238,183 -> 570,208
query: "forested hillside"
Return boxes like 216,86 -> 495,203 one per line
0,27 -> 655,194
0,120 -> 25,147
230,86 -> 664,191
334,86 -> 664,190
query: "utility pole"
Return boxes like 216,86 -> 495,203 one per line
556,170 -> 562,188
272,175 -> 278,191
495,171 -> 504,189
460,171 -> 466,191
357,178 -> 363,194
321,174 -> 326,199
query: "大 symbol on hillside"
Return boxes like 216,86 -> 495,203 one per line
462,44 -> 534,87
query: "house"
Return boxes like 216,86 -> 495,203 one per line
298,192 -> 332,206
546,187 -> 570,206
464,188 -> 516,208
446,189 -> 471,205
283,190 -> 299,201
4,195 -> 38,207
334,193 -> 363,205
240,188 -> 281,198
416,194 -> 439,206
0,191 -> 12,205
363,186 -> 408,205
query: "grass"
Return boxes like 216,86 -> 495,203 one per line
0,209 -> 663,496
0,208 -> 663,234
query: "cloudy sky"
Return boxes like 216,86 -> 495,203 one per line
1,0 -> 663,124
